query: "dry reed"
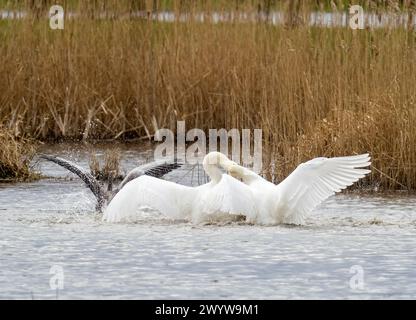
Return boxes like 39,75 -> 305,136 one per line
0,126 -> 37,180
0,1 -> 416,189
89,150 -> 121,181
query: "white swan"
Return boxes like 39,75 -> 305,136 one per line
103,152 -> 257,223
41,151 -> 371,226
222,153 -> 371,225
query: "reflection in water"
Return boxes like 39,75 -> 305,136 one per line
0,143 -> 415,299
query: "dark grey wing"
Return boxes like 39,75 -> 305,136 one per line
143,162 -> 182,178
39,154 -> 106,211
117,161 -> 182,191
116,167 -> 145,191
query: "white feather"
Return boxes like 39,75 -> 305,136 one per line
194,174 -> 257,223
103,176 -> 195,222
227,154 -> 371,225
104,152 -> 371,225
103,152 -> 255,223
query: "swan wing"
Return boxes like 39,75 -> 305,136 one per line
40,155 -> 182,212
197,174 -> 257,221
117,160 -> 182,190
39,154 -> 106,210
142,161 -> 182,178
275,154 -> 371,224
104,175 -> 193,222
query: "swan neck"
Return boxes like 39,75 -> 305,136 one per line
202,152 -> 233,183
204,164 -> 222,183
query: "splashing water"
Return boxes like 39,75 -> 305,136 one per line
1,143 -> 415,299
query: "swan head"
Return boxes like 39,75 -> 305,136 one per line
226,162 -> 260,184
202,152 -> 236,183
227,163 -> 247,180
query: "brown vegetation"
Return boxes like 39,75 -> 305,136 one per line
0,126 -> 37,181
89,150 -> 121,182
0,1 -> 415,189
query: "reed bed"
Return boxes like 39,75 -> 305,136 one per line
0,126 -> 37,181
89,149 -> 121,182
0,1 -> 416,189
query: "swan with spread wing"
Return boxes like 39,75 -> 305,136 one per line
103,152 -> 256,223
40,152 -> 256,223
222,153 -> 371,225
41,151 -> 371,225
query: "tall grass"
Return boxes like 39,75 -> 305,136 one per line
0,1 -> 416,189
0,126 -> 36,181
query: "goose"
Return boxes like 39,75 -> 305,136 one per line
220,153 -> 371,225
103,151 -> 257,223
39,154 -> 182,212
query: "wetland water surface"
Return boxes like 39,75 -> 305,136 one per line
0,143 -> 415,299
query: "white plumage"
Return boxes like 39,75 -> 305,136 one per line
225,153 -> 371,225
103,151 -> 371,225
103,152 -> 256,223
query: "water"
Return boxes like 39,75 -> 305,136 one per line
0,143 -> 415,299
